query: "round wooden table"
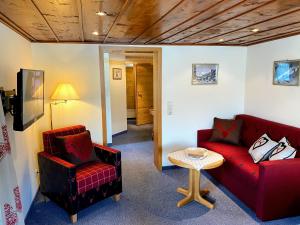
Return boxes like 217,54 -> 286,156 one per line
168,149 -> 224,209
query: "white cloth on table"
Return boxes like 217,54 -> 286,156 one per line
0,99 -> 24,225
168,148 -> 224,171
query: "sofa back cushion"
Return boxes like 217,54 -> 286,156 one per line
236,115 -> 300,156
43,125 -> 86,155
210,117 -> 243,145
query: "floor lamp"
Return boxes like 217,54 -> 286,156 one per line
50,83 -> 79,130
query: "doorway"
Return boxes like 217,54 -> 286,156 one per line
99,46 -> 162,171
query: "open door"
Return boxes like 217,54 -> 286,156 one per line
126,67 -> 136,118
135,63 -> 153,126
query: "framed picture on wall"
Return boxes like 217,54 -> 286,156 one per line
192,64 -> 218,85
273,60 -> 300,86
113,68 -> 122,80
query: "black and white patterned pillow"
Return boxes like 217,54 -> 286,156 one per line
248,134 -> 278,163
269,137 -> 297,161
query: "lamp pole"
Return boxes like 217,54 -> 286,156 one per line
50,100 -> 67,130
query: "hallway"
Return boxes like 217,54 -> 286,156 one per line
112,120 -> 153,146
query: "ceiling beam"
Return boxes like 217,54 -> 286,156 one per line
29,40 -> 241,46
221,20 -> 300,45
195,8 -> 300,44
103,0 -> 131,43
129,0 -> 186,44
76,0 -> 85,42
239,28 -> 300,46
152,0 -> 249,44
172,0 -> 276,44
0,12 -> 36,41
144,0 -> 225,44
30,0 -> 60,42
231,25 -> 300,46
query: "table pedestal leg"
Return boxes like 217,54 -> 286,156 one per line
176,169 -> 214,209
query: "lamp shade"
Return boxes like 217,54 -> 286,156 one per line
51,83 -> 79,100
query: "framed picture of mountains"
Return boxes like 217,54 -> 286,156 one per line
273,60 -> 300,86
192,64 -> 218,85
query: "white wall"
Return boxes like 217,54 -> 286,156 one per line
109,60 -> 127,135
31,44 -> 103,144
104,53 -> 112,144
245,35 -> 300,127
0,23 -> 48,219
161,46 -> 247,166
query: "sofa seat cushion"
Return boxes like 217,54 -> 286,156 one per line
229,153 -> 260,187
199,142 -> 259,187
199,141 -> 248,160
76,162 -> 117,194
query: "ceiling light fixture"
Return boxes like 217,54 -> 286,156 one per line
219,38 -> 224,42
96,11 -> 107,16
252,28 -> 259,32
92,31 -> 99,36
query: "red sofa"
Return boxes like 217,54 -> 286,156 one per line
197,114 -> 300,221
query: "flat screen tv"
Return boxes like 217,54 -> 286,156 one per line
14,69 -> 44,131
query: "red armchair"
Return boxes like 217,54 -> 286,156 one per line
38,125 -> 122,223
197,115 -> 300,221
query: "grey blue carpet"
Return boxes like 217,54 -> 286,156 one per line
25,121 -> 300,225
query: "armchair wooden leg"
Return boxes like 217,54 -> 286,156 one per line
70,214 -> 77,224
112,193 -> 121,202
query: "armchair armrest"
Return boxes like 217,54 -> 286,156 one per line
38,152 -> 76,196
93,144 -> 121,177
197,129 -> 213,146
256,158 -> 300,220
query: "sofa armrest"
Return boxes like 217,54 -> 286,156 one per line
256,158 -> 300,220
93,144 -> 121,177
197,129 -> 213,146
38,152 -> 76,196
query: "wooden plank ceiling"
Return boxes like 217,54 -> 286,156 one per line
1,0 -> 300,46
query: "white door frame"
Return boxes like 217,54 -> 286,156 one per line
99,46 -> 162,171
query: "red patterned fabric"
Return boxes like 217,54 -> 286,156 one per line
13,187 -> 22,212
1,100 -> 23,225
94,144 -> 119,154
76,162 -> 117,194
43,125 -> 86,155
198,114 -> 300,221
38,151 -> 76,169
0,125 -> 11,160
4,203 -> 17,225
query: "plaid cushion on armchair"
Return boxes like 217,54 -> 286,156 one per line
76,162 -> 117,194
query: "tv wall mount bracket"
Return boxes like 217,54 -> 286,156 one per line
0,87 -> 16,115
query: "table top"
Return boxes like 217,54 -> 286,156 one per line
168,148 -> 224,171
